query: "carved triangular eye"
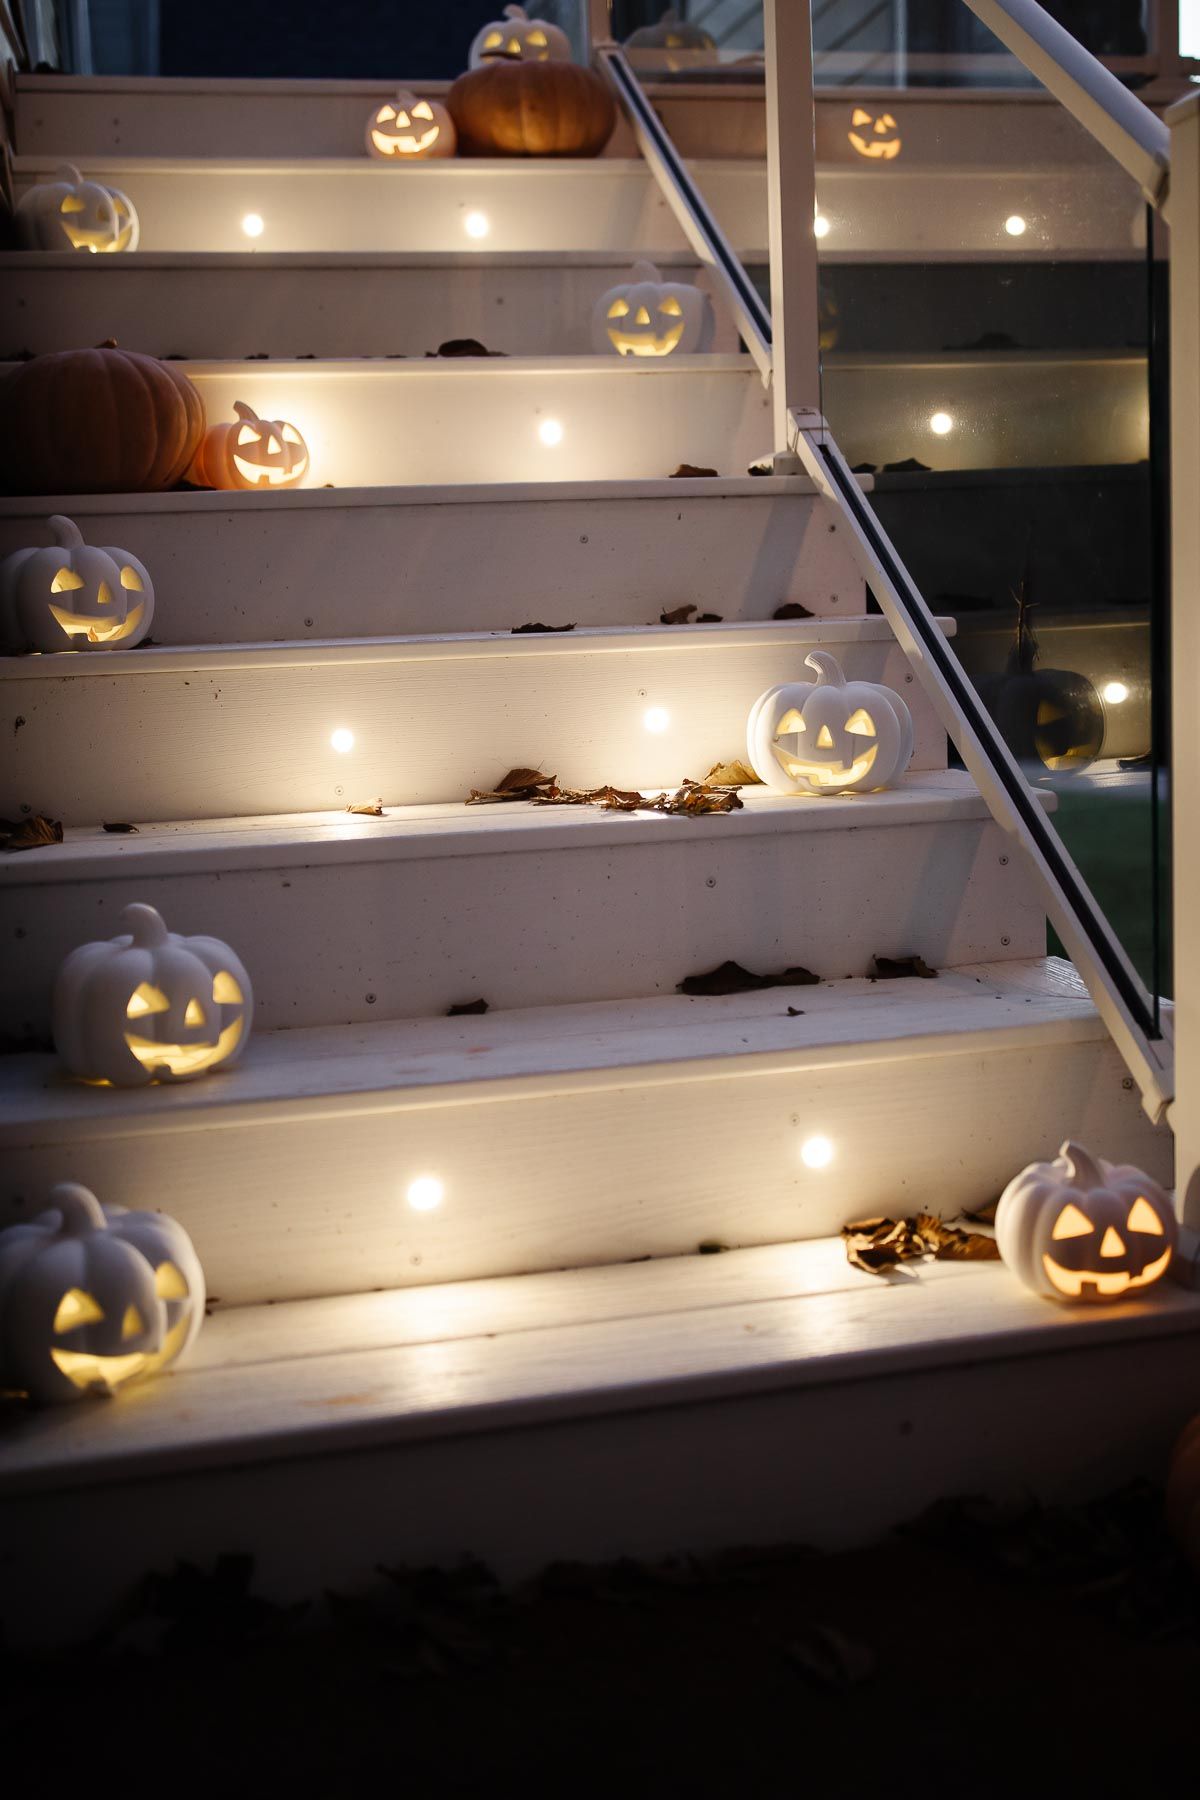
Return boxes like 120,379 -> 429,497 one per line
484,30 -> 503,46
50,568 -> 85,593
213,971 -> 243,1004
776,709 -> 806,735
852,108 -> 872,126
660,297 -> 683,317
281,424 -> 303,445
413,101 -> 433,120
127,982 -> 170,1018
54,1288 -> 105,1332
1052,1203 -> 1094,1240
376,104 -> 395,121
237,425 -> 261,447
528,28 -> 547,45
156,1262 -> 189,1299
845,709 -> 876,737
60,195 -> 85,213
120,566 -> 143,592
1127,1196 -> 1165,1235
607,300 -> 629,319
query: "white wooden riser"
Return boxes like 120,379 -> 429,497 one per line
11,77 -> 1125,170
0,252 -> 741,360
0,964 -> 1167,1304
7,155 -> 1143,259
3,1239 -> 1197,1648
0,779 -> 1050,1037
0,480 -> 865,641
1,621 -> 946,825
0,357 -> 772,489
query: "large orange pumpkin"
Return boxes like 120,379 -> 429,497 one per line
447,61 -> 615,157
0,346 -> 205,495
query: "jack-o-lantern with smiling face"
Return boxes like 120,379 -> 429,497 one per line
0,515 -> 153,653
0,1183 -> 204,1404
746,651 -> 914,796
15,163 -> 140,253
848,108 -> 902,160
54,903 -> 254,1087
591,261 -> 713,358
469,4 -> 570,66
996,1140 -> 1177,1303
186,401 -> 309,492
365,90 -> 456,160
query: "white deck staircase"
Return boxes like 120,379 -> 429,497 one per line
2,69 -> 1198,1647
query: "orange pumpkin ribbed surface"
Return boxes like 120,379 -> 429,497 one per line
0,346 -> 205,495
447,61 -> 616,157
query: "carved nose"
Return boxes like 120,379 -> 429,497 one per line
96,582 -> 112,606
1100,1226 -> 1125,1258
635,307 -> 651,325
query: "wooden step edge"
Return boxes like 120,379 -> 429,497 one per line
0,959 -> 1100,1143
3,1239 -> 1198,1498
0,615 -> 951,681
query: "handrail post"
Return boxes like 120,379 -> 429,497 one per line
763,0 -> 821,458
1168,91 -> 1200,1225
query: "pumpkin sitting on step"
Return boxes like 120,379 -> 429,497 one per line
981,571 -> 1103,775
591,261 -> 713,358
996,1140 -> 1176,1303
0,346 -> 204,496
185,400 -> 309,491
448,60 -> 616,158
365,90 -> 456,160
0,514 -> 153,652
746,651 -> 914,795
0,1182 -> 204,1403
469,4 -> 571,66
16,163 -> 139,253
54,902 -> 253,1086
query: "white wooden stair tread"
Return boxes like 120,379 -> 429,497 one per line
0,773 -> 1042,881
0,958 -> 1102,1136
4,1237 -> 1198,1496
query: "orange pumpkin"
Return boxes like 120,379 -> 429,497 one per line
447,61 -> 615,158
0,346 -> 205,496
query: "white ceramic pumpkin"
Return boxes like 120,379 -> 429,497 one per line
365,90 -> 456,160
469,4 -> 571,65
0,515 -> 153,652
996,1140 -> 1177,1303
15,163 -> 140,253
624,7 -> 718,70
54,902 -> 254,1087
0,1181 -> 204,1403
746,651 -> 914,795
590,260 -> 713,358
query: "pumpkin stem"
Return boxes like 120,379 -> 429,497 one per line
504,4 -> 528,17
47,515 -> 84,550
119,903 -> 170,948
54,164 -> 83,185
804,650 -> 847,688
631,259 -> 662,283
48,1182 -> 107,1235
1059,1140 -> 1105,1188
232,401 -> 260,423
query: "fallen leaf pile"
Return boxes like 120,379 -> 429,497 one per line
659,603 -> 723,625
679,959 -> 818,996
872,954 -> 938,980
1,814 -> 62,852
467,768 -> 743,816
842,1211 -> 1001,1274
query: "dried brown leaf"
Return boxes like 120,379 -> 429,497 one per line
1,814 -> 63,852
468,768 -> 556,804
447,998 -> 489,1016
347,799 -> 384,817
659,603 -> 723,625
960,1197 -> 1000,1226
914,1212 -> 1001,1262
785,1625 -> 876,1689
704,759 -> 761,788
872,954 -> 938,980
427,338 -> 505,358
102,821 -> 139,834
697,1240 -> 730,1255
510,621 -> 575,634
670,463 -> 718,478
679,960 -> 819,997
773,601 -> 814,620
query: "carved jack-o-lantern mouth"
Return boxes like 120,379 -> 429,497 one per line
772,706 -> 878,788
605,297 -> 685,357
370,99 -> 441,155
1041,1195 -> 1173,1298
848,108 -> 902,160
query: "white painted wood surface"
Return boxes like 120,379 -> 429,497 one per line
0,962 -> 1168,1303
6,153 -> 1142,259
35,355 -> 768,489
0,480 -> 866,640
0,778 -> 1052,1038
0,251 -> 739,361
0,620 -> 946,823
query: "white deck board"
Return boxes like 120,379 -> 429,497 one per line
4,1238 -> 1198,1496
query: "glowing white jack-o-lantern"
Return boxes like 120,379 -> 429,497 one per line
0,515 -> 153,653
624,7 -> 718,71
0,1182 -> 204,1404
746,651 -> 914,795
185,401 -> 309,491
365,89 -> 456,160
54,902 -> 254,1087
590,261 -> 713,358
996,1140 -> 1177,1304
848,108 -> 902,160
469,4 -> 570,65
15,163 -> 140,253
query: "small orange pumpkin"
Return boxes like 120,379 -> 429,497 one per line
447,60 -> 616,158
186,401 -> 310,491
